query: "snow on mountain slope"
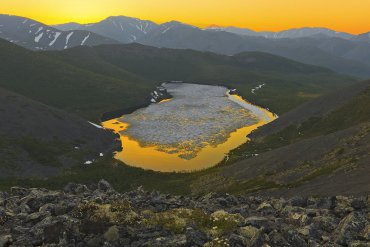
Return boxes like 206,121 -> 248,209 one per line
0,15 -> 118,50
53,16 -> 158,43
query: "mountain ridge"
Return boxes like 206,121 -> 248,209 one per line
0,14 -> 119,50
3,14 -> 370,78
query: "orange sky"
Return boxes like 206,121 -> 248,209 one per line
1,0 -> 369,34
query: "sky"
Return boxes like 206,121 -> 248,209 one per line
1,0 -> 369,34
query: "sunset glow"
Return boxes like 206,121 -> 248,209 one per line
1,0 -> 369,34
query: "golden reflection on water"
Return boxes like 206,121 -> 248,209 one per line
102,95 -> 276,172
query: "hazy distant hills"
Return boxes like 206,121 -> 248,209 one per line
207,26 -> 355,40
1,14 -> 370,78
0,15 -> 118,50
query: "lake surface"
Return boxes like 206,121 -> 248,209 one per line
102,83 -> 276,172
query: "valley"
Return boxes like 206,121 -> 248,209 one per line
0,35 -> 368,197
0,4 -> 369,246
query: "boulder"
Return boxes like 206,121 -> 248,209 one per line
98,179 -> 114,192
0,235 -> 12,247
333,212 -> 367,246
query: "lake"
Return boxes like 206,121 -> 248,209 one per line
102,83 -> 276,172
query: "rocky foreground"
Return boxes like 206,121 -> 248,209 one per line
0,180 -> 369,247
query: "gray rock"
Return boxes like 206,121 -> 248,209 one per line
0,235 -> 12,247
185,228 -> 209,246
333,212 -> 367,246
98,179 -> 114,192
0,182 -> 368,247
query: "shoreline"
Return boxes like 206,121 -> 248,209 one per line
102,83 -> 277,172
100,80 -> 275,122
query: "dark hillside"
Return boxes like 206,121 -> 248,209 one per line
212,80 -> 370,196
0,87 -> 119,177
252,80 -> 370,138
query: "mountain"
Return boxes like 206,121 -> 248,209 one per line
353,32 -> 370,43
0,87 -> 119,178
53,16 -> 158,43
206,26 -> 259,37
209,27 -> 355,40
202,80 -> 370,196
45,43 -> 355,114
138,27 -> 370,78
0,14 -> 119,50
5,15 -> 370,78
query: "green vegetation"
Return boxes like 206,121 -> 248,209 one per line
145,208 -> 243,237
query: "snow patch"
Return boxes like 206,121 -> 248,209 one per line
34,32 -> 44,43
84,160 -> 93,165
64,31 -> 74,49
251,83 -> 265,94
88,121 -> 104,129
35,27 -> 43,34
81,33 -> 90,45
49,32 -> 61,46
162,26 -> 172,34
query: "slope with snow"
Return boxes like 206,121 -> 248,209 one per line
54,16 -> 158,43
0,14 -> 118,50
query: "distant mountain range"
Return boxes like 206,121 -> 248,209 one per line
0,15 -> 118,50
206,26 -> 356,40
1,14 -> 370,79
